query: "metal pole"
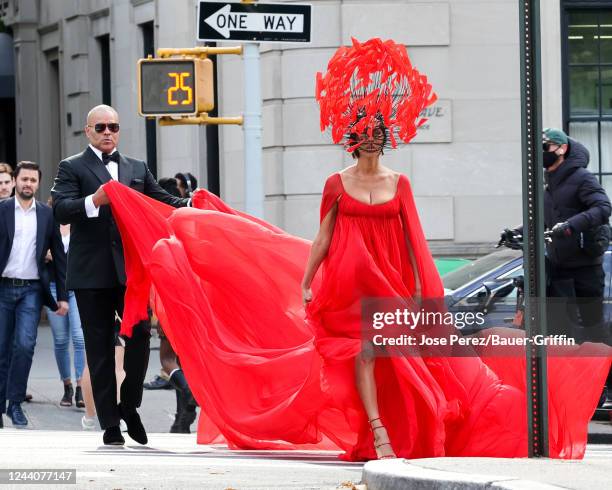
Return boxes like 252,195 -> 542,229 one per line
240,0 -> 264,217
157,46 -> 243,57
243,41 -> 263,218
519,0 -> 549,457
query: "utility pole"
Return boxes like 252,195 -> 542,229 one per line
519,0 -> 549,457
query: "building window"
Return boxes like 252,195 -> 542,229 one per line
563,5 -> 612,194
141,21 -> 157,178
97,35 -> 111,106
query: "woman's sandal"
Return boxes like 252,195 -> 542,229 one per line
369,417 -> 397,459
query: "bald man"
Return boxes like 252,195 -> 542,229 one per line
51,105 -> 189,446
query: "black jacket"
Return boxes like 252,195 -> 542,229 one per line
0,198 -> 68,309
51,147 -> 188,289
544,138 -> 611,268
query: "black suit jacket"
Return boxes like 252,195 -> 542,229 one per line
51,147 -> 188,289
0,198 -> 68,310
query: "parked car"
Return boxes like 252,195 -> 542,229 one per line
442,246 -> 612,333
442,245 -> 612,413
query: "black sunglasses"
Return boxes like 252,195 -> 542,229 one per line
89,123 -> 120,133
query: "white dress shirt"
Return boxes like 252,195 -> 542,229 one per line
84,144 -> 118,218
61,232 -> 70,254
2,198 -> 39,280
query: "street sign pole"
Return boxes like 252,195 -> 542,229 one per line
519,0 -> 549,457
240,0 -> 263,218
243,39 -> 263,218
198,0 -> 311,218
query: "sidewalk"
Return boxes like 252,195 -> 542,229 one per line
0,430 -> 362,489
22,324 -> 176,432
9,325 -> 612,489
363,446 -> 612,490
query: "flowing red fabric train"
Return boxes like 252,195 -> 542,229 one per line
104,180 -> 611,460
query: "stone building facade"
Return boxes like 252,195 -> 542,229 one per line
1,0 -> 578,254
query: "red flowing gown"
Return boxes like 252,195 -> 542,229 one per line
103,174 -> 611,461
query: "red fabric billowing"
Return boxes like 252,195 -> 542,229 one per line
104,179 -> 611,461
316,38 -> 437,151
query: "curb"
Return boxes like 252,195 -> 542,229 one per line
362,459 -> 564,490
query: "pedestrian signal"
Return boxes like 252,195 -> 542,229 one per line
137,58 -> 214,116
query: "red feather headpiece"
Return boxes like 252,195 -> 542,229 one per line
315,38 -> 437,152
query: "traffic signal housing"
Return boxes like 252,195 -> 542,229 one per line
137,57 -> 214,117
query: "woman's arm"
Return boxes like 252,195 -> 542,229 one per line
397,175 -> 422,299
403,227 -> 422,299
301,203 -> 338,303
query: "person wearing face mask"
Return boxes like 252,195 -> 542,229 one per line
532,129 -> 611,344
506,128 -> 612,397
509,129 -> 611,333
543,128 -> 612,402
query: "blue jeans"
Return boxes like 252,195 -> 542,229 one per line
0,281 -> 42,412
45,283 -> 85,382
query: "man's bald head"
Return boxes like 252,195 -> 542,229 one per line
87,105 -> 119,126
85,105 -> 121,153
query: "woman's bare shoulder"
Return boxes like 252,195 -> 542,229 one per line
338,165 -> 357,177
381,168 -> 402,185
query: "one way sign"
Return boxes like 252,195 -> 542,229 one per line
197,2 -> 311,43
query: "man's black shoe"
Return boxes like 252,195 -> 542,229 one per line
177,406 -> 197,433
169,413 -> 189,433
119,405 -> 148,445
143,375 -> 171,390
7,402 -> 28,427
169,370 -> 198,408
103,426 -> 125,446
0,414 -> 3,428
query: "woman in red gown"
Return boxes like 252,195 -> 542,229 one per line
102,38 -> 611,461
302,120 -> 432,459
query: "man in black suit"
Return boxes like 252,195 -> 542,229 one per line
51,105 -> 189,445
0,161 -> 68,429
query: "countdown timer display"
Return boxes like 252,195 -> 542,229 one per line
138,58 -> 214,116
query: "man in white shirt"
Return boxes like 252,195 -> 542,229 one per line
0,162 -> 68,428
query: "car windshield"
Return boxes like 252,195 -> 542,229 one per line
442,249 -> 522,291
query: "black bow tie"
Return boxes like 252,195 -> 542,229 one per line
102,152 -> 120,165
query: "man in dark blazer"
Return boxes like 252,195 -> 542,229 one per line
51,105 -> 189,446
0,161 -> 67,429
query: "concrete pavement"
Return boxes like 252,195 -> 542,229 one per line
17,325 -> 179,432
0,429 -> 364,489
2,325 -> 364,489
363,446 -> 612,490
2,325 -> 611,489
